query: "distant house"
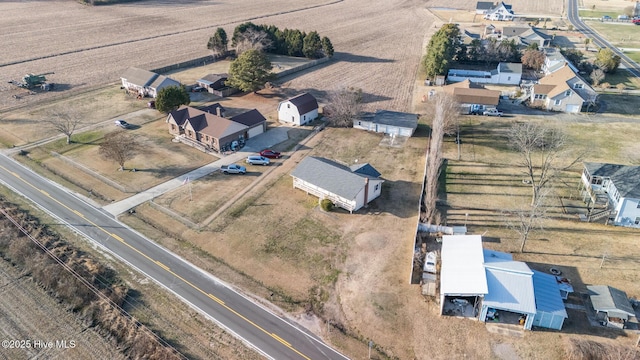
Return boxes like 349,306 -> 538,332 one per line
278,93 -> 319,126
443,80 -> 501,113
581,162 -> 640,228
291,156 -> 383,213
354,110 -> 418,137
447,62 -> 522,85
166,105 -> 265,152
531,64 -> 596,113
484,2 -> 515,21
587,285 -> 637,329
196,73 -> 238,97
501,26 -> 552,48
476,1 -> 494,14
461,30 -> 481,45
121,67 -> 181,98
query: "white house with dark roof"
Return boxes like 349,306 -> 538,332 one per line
291,156 -> 383,213
354,110 -> 418,137
501,26 -> 552,48
484,2 -> 514,21
581,162 -> 640,227
278,93 -> 319,126
447,62 -> 522,85
542,48 -> 579,75
121,67 -> 180,98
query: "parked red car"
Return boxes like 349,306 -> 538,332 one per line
259,149 -> 281,159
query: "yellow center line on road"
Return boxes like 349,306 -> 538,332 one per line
0,164 -> 313,360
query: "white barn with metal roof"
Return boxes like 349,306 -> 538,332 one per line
290,157 -> 383,213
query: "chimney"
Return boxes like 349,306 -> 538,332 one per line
216,106 -> 222,117
363,177 -> 369,207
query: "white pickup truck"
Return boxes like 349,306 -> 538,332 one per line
482,108 -> 503,117
220,164 -> 246,174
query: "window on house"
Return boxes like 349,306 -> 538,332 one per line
375,184 -> 379,191
507,76 -> 511,81
357,121 -> 361,126
287,104 -> 290,109
574,83 -> 584,89
637,202 -> 640,209
565,90 -> 571,96
636,217 -> 640,225
591,177 -> 603,185
554,99 -> 561,105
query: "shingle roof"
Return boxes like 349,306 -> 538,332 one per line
291,157 -> 380,200
587,285 -> 635,317
370,110 -> 418,130
532,271 -> 568,318
538,65 -> 585,100
200,73 -> 228,83
453,87 -> 500,105
285,93 -> 318,115
199,103 -> 225,115
169,105 -> 247,139
230,109 -> 266,127
350,163 -> 382,178
532,84 -> 555,95
584,162 -> 640,198
149,75 -> 180,90
476,1 -> 494,10
121,67 -> 158,87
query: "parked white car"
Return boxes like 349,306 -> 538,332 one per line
424,251 -> 437,273
246,155 -> 270,166
483,108 -> 503,117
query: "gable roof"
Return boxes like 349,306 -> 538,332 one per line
587,285 -> 635,318
532,270 -> 568,319
350,163 -> 382,178
369,110 -> 418,130
483,266 -> 536,314
499,62 -> 522,74
149,75 -> 180,90
199,73 -> 228,83
538,65 -> 585,100
199,103 -> 225,115
169,105 -> 247,139
291,157 -> 380,200
532,84 -> 556,95
230,109 -> 266,127
121,67 -> 158,87
284,93 -> 318,115
584,162 -> 640,198
476,1 -> 493,10
451,87 -> 500,106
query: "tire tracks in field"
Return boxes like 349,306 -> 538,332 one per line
0,0 -> 343,69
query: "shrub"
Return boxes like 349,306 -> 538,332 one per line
320,199 -> 334,212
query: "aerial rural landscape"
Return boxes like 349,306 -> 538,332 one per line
1,0 -> 640,359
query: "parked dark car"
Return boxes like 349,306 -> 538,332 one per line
259,149 -> 282,159
192,86 -> 205,92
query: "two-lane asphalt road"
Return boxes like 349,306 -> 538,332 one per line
0,153 -> 349,360
567,0 -> 640,78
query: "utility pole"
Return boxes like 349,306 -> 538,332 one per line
368,340 -> 373,359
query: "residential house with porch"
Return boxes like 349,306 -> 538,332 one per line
120,67 -> 180,98
484,2 -> 515,21
581,162 -> 640,228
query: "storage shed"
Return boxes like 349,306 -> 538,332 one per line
354,110 -> 418,137
531,271 -> 568,330
588,285 -> 636,328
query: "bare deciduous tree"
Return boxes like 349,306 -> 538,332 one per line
508,122 -> 583,206
590,68 -> 605,87
44,108 -> 83,144
423,93 -> 459,223
99,131 -> 141,171
325,87 -> 363,127
234,29 -> 272,55
504,187 -> 549,253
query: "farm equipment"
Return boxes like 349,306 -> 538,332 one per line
9,72 -> 55,90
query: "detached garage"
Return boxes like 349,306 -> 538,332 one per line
230,109 -> 267,139
354,110 -> 418,137
532,271 -> 568,330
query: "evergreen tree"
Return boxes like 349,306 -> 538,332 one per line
321,36 -> 334,58
303,31 -> 323,59
155,85 -> 190,113
422,23 -> 461,80
207,27 -> 228,58
226,49 -> 275,93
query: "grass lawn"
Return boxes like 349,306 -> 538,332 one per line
585,22 -> 640,49
579,10 -> 620,18
596,94 -> 640,115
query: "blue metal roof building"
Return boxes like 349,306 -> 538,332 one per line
532,271 -> 568,330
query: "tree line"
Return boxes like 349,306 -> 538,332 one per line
422,23 -> 620,82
